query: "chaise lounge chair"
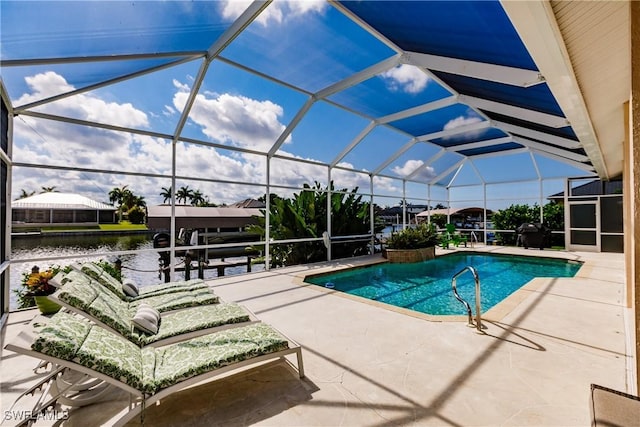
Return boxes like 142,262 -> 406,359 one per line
70,262 -> 211,301
54,270 -> 218,313
48,275 -> 256,347
5,312 -> 304,427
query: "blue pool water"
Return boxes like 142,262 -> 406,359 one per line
305,253 -> 582,316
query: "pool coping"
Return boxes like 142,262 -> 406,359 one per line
293,247 -> 588,324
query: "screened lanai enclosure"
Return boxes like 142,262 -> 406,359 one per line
0,1 -> 632,318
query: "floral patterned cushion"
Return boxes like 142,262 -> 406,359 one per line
31,314 -> 291,396
135,303 -> 250,346
151,323 -> 289,392
87,292 -> 137,340
127,289 -> 218,313
31,312 -> 92,360
75,323 -> 149,391
80,262 -> 209,302
80,263 -> 127,300
135,279 -> 209,299
52,280 -> 99,311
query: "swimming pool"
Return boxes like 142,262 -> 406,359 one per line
305,252 -> 582,316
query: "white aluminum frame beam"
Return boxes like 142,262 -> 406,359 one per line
405,51 -> 545,88
377,95 -> 458,124
512,135 -> 590,163
493,120 -> 582,149
406,148 -> 447,181
500,0 -> 608,179
445,136 -> 513,152
460,94 -> 569,128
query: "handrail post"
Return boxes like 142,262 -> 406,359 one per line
451,266 -> 483,333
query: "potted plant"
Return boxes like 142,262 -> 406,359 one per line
14,265 -> 63,314
383,223 -> 439,263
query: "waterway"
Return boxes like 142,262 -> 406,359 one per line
9,233 -> 264,311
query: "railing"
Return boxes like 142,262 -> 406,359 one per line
451,266 -> 483,332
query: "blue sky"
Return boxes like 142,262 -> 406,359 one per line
1,1 -> 593,210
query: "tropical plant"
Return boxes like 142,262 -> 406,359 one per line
160,186 -> 173,204
491,202 -> 564,246
127,206 -> 146,224
16,189 -> 35,199
40,186 -> 58,193
108,185 -> 132,222
247,182 -> 384,267
13,265 -> 63,309
190,189 -> 206,206
176,186 -> 194,205
429,213 -> 447,229
386,223 -> 439,249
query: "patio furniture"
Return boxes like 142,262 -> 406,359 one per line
516,222 -> 549,250
441,224 -> 468,248
73,262 -> 211,300
590,384 -> 640,427
5,312 -> 304,427
48,277 -> 253,347
53,270 -> 218,312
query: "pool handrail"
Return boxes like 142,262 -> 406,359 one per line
451,266 -> 483,332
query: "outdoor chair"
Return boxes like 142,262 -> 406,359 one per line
441,224 -> 468,248
5,312 -> 304,427
73,262 -> 210,301
48,276 -> 255,347
53,270 -> 218,312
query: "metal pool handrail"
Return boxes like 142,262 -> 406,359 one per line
451,266 -> 483,332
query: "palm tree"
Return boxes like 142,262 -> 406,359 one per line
176,186 -> 193,205
40,186 -> 57,193
160,186 -> 173,204
190,189 -> 205,206
108,185 -> 131,222
16,189 -> 35,199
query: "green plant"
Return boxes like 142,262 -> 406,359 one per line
13,265 -> 64,309
247,181 -> 384,267
95,260 -> 122,282
491,202 -> 565,246
127,206 -> 146,224
386,223 -> 439,249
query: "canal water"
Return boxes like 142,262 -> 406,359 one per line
9,233 -> 264,311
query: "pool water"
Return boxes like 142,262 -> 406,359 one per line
305,253 -> 582,316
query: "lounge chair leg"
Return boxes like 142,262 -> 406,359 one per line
296,347 -> 305,378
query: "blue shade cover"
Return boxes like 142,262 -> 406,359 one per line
339,1 -> 537,70
432,71 -> 565,117
389,104 -> 485,137
327,69 -> 453,118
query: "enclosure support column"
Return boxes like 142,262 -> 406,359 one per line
628,0 -> 640,393
327,167 -> 332,261
402,181 -> 407,228
265,157 -> 271,271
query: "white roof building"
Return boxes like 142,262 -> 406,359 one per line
12,193 -> 114,210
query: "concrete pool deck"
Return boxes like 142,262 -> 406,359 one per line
0,245 -> 634,426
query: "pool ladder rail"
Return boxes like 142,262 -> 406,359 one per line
451,266 -> 484,333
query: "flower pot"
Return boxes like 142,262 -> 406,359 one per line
383,247 -> 436,263
34,296 -> 61,315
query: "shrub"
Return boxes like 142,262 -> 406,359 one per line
386,223 -> 439,249
127,206 -> 146,224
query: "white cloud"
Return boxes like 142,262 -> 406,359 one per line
392,159 -> 423,176
219,0 -> 326,26
10,71 -> 396,207
391,159 -> 436,181
381,65 -> 429,94
172,79 -> 190,92
443,115 -> 483,131
174,87 -> 288,152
